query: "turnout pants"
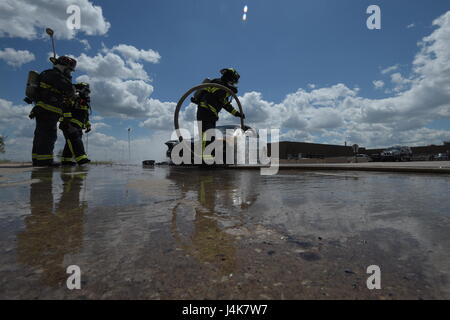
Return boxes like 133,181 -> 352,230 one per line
61,124 -> 88,163
197,118 -> 217,162
32,112 -> 59,165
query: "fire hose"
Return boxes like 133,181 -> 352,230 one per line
173,83 -> 245,142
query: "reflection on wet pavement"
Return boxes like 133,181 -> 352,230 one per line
0,165 -> 449,299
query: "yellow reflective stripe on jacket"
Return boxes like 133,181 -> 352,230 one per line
199,102 -> 218,116
63,112 -> 72,118
70,118 -> 84,128
78,105 -> 89,110
61,157 -> 73,162
40,82 -> 62,94
205,87 -> 220,94
231,109 -> 238,115
36,101 -> 62,114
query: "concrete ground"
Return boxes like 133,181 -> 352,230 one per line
238,160 -> 450,174
0,162 -> 449,299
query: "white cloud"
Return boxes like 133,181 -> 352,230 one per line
0,48 -> 35,67
71,44 -> 165,119
75,52 -> 150,81
0,0 -> 110,40
84,131 -> 171,163
91,115 -> 103,121
0,99 -> 32,136
407,23 -> 415,29
109,44 -> 161,63
79,39 -> 91,51
91,122 -> 110,130
390,73 -> 413,92
140,99 -> 176,130
381,64 -> 399,75
373,80 -> 385,89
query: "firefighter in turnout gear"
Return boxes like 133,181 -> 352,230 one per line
60,82 -> 92,166
191,68 -> 244,161
29,56 -> 77,166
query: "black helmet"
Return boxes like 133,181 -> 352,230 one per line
75,82 -> 90,90
75,82 -> 90,97
220,68 -> 240,84
54,56 -> 77,71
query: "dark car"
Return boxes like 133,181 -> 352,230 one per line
381,146 -> 412,162
431,153 -> 449,161
369,153 -> 382,162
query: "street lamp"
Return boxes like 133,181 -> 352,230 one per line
128,128 -> 131,163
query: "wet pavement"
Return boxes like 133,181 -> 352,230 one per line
0,164 -> 449,299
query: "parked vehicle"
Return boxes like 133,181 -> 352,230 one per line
352,154 -> 372,162
369,153 -> 382,162
381,146 -> 412,162
431,153 -> 449,161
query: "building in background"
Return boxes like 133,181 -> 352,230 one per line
268,141 -> 450,160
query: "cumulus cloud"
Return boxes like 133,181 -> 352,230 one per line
0,48 -> 35,67
91,122 -> 110,130
75,52 -> 150,80
140,99 -> 176,130
0,0 -> 110,40
0,99 -> 34,159
109,44 -> 161,63
373,80 -> 385,89
72,44 -> 164,119
83,131 -> 171,163
79,39 -> 91,51
407,23 -> 416,29
0,99 -> 32,135
390,73 -> 413,92
381,64 -> 399,75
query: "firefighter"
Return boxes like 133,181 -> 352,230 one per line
192,68 -> 244,161
60,82 -> 92,166
30,56 -> 77,167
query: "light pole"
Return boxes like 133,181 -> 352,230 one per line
128,128 -> 131,163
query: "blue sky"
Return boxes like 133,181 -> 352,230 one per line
1,0 -> 450,161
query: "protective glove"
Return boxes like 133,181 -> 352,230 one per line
85,125 -> 91,133
234,111 -> 245,119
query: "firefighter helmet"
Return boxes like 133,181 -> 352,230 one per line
220,68 -> 240,84
75,82 -> 90,97
54,56 -> 77,71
